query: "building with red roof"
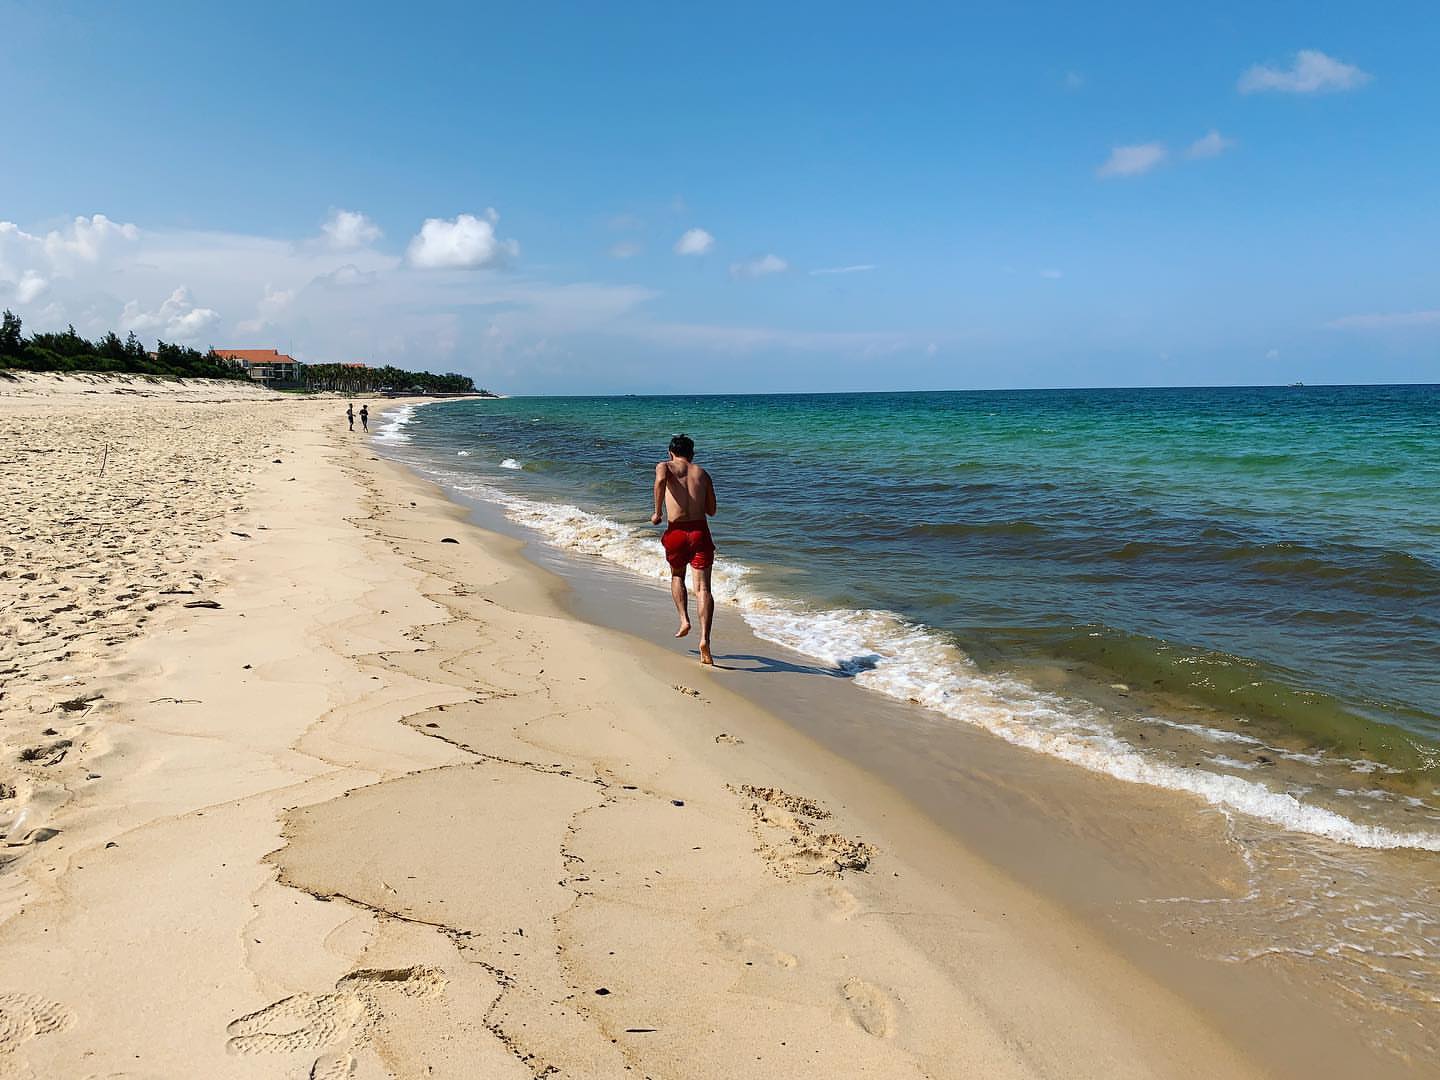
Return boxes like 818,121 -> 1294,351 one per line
214,348 -> 297,386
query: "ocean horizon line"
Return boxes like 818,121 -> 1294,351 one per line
490,381 -> 1440,399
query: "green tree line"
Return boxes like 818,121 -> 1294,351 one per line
1,310 -> 487,393
0,309 -> 247,380
299,363 -> 481,395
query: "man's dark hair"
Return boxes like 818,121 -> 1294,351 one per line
669,433 -> 695,460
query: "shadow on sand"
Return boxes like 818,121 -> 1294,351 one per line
701,651 -> 880,678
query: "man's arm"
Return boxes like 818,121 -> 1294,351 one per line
705,472 -> 717,517
651,463 -> 667,525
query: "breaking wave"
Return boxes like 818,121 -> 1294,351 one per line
436,473 -> 1440,853
373,404 -> 417,443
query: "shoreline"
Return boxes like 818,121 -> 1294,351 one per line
0,380 -> 1416,1076
373,395 -> 1440,854
375,396 -> 1439,1075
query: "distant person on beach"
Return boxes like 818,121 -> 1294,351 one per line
651,434 -> 717,664
359,404 -> 369,432
346,403 -> 354,431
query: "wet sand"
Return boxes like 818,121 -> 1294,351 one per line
0,375 -> 1401,1077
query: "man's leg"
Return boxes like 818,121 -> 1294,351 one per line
695,564 -> 714,665
670,567 -> 691,638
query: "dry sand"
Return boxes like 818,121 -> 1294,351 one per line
0,374 -> 1270,1078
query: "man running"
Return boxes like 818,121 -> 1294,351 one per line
359,404 -> 369,432
651,434 -> 717,664
346,403 -> 355,431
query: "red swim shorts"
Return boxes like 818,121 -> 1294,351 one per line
662,519 -> 715,572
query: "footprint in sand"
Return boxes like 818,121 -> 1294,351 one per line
226,965 -> 445,1079
717,931 -> 799,970
841,978 -> 897,1038
731,785 -> 875,879
816,881 -> 860,922
0,992 -> 75,1079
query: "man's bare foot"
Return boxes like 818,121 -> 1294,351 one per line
699,642 -> 713,665
676,620 -> 692,639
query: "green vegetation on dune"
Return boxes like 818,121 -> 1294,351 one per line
0,310 -> 489,393
0,310 -> 246,380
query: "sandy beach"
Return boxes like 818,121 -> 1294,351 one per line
0,376 -> 1410,1078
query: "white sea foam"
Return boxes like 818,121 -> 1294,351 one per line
373,404 -> 417,443
457,450 -> 472,457
500,458 -> 523,470
1148,717 -> 1265,746
1208,754 -> 1260,771
434,470 -> 1440,854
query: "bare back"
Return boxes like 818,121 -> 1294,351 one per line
658,459 -> 713,523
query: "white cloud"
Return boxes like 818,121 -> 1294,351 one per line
1,212 -> 658,370
235,283 -> 296,334
609,240 -> 642,259
320,208 -> 381,250
1,208 -> 929,389
1039,268 -> 1064,279
316,264 -> 377,288
120,286 -> 221,343
15,271 -> 49,303
674,228 -> 714,255
169,306 -> 222,341
809,264 -> 876,276
1327,310 -> 1440,330
1097,142 -> 1167,178
406,211 -> 517,269
42,214 -> 139,267
260,283 -> 294,315
1063,71 -> 1085,92
1239,50 -> 1371,94
1186,130 -> 1237,159
730,253 -> 788,279
0,214 -> 140,300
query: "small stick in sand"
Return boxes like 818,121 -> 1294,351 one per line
98,442 -> 109,478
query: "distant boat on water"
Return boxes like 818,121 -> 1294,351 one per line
1289,381 -> 1305,388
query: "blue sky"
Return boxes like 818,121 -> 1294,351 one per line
2,1 -> 1436,392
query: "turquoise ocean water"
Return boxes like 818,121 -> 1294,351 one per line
377,386 -> 1440,851
375,384 -> 1440,1059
